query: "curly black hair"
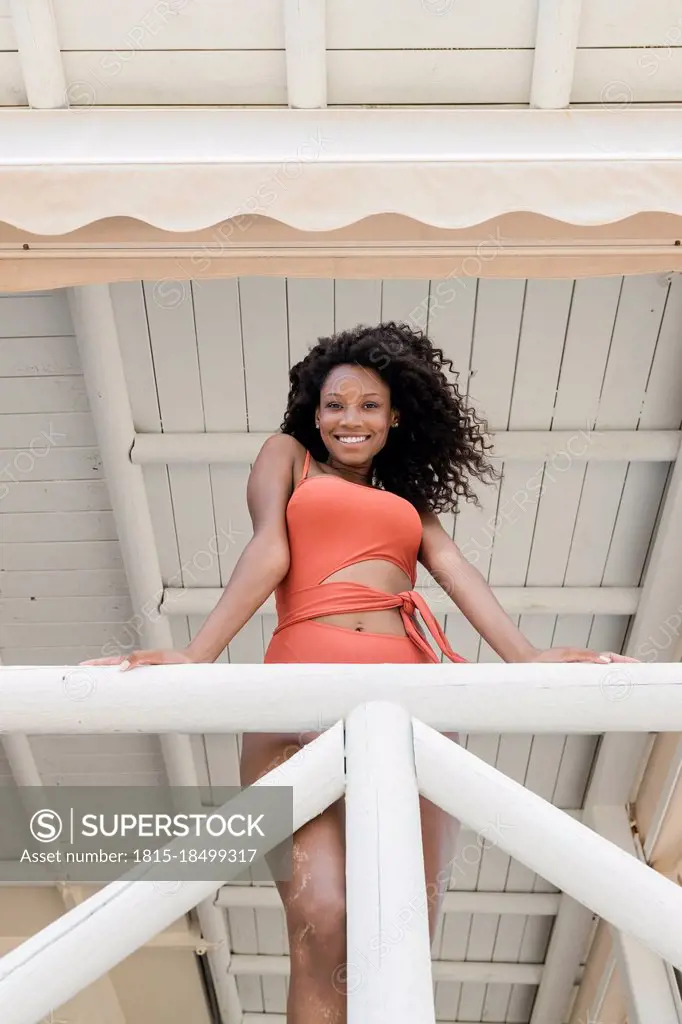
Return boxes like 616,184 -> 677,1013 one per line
279,321 -> 499,515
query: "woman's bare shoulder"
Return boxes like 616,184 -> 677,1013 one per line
253,433 -> 307,489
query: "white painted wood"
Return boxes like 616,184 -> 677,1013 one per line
489,280 -> 573,588
42,0 -> 672,53
3,51 -> 40,104
162,584 -> 640,617
329,0 -> 536,47
142,281 -> 221,594
564,276 -> 669,594
530,0 -> 583,109
328,50 -> 532,105
229,954 -> 543,985
0,570 -> 127,598
0,375 -> 88,414
2,663 -> 682,734
286,278 -> 334,366
334,279 -> 382,332
640,274 -> 682,432
1,596 -> 132,624
0,480 -> 109,513
413,720 -> 682,970
130,428 -> 682,465
62,50 -> 286,106
109,282 -> 181,595
519,731 -> 651,1024
0,412 -> 95,448
626,438 -> 682,661
573,47 -> 682,104
192,279 -> 252,594
381,279 -> 430,333
0,448 -> 100,481
216,886 -> 561,915
469,279 -> 525,432
68,283 -> 244,1021
0,647 -> 121,665
345,702 -> 435,1022
240,278 -> 290,432
529,898 -> 594,1023
0,336 -> 79,375
45,47 -> 682,106
642,738 -> 682,862
0,293 -> 71,336
1,511 -> 116,544
591,805 -> 681,1024
9,0 -> 66,108
53,0 -> 282,49
0,723 -> 344,1024
284,0 -> 326,108
0,541 -> 123,571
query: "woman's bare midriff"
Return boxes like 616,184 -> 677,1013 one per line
311,558 -> 420,636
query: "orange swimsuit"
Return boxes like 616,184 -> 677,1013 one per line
264,449 -> 467,666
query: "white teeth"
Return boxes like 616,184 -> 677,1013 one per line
338,436 -> 369,444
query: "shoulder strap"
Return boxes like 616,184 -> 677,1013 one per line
297,449 -> 311,486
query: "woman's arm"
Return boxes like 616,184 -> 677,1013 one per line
185,434 -> 296,663
418,511 -> 636,664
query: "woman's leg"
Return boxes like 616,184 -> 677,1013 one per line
241,733 -> 347,1024
421,732 -> 462,944
239,729 -> 461,1022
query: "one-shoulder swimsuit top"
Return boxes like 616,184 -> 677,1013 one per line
272,449 -> 467,664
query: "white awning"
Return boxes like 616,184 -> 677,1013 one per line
2,108 -> 682,236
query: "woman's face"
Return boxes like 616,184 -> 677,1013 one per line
315,363 -> 398,464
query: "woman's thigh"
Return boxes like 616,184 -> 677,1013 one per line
240,730 -> 461,943
240,731 -> 346,927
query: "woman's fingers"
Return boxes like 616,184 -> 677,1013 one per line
79,656 -> 126,666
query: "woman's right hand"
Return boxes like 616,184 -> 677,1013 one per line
78,649 -> 196,671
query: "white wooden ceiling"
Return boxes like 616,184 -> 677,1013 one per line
1,0 -> 682,107
2,273 -> 682,1021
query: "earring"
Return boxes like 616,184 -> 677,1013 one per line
391,423 -> 398,428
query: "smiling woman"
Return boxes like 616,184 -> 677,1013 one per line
81,320 -> 637,1024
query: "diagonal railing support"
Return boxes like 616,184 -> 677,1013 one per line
0,723 -> 344,1024
412,719 -> 682,970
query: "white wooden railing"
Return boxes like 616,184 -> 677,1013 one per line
0,664 -> 681,1023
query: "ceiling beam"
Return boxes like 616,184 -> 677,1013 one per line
9,0 -> 67,109
283,0 -> 327,108
530,0 -> 583,109
534,735 -> 660,1023
66,284 -> 243,1024
130,429 -> 681,465
230,953 -> 543,985
591,807 -> 681,1024
162,584 -> 640,618
625,448 -> 682,661
216,886 -> 562,915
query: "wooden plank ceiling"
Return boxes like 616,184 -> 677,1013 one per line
1,0 -> 682,107
2,273 -> 682,1021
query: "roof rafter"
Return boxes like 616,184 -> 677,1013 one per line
530,0 -> 583,109
9,0 -> 67,109
283,0 -> 327,108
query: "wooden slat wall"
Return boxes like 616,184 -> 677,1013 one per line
0,291 -> 136,664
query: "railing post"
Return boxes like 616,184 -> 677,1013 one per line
344,701 -> 435,1023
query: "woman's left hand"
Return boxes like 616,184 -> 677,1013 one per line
528,647 -> 640,664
